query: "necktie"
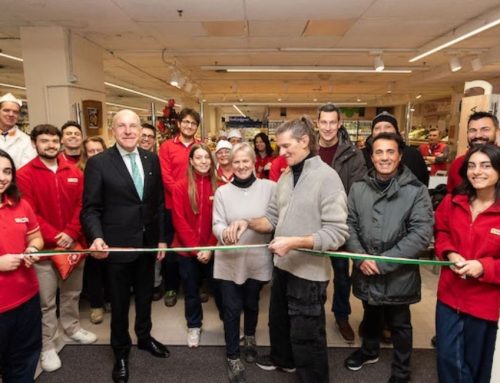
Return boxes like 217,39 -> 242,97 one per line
127,153 -> 143,199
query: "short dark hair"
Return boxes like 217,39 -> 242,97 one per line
467,111 -> 499,130
317,103 -> 341,120
30,124 -> 62,141
61,121 -> 82,134
0,149 -> 21,204
371,132 -> 405,154
179,108 -> 200,126
276,116 -> 318,155
141,123 -> 157,137
457,143 -> 500,200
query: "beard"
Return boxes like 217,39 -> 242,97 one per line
469,137 -> 495,147
37,149 -> 59,160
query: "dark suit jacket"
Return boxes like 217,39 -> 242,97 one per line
80,145 -> 166,263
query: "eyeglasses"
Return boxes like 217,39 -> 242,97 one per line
141,134 -> 155,139
181,119 -> 198,127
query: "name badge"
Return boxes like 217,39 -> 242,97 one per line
67,178 -> 79,183
15,217 -> 29,223
490,228 -> 500,236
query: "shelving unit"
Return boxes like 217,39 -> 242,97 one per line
344,120 -> 371,143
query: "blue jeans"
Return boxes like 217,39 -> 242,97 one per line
269,267 -> 329,383
330,257 -> 351,321
0,294 -> 42,383
178,256 -> 203,328
219,279 -> 265,358
436,300 -> 497,383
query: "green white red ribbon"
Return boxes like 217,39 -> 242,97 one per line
20,244 -> 453,267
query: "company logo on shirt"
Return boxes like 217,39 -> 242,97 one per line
490,228 -> 500,236
67,178 -> 79,183
14,217 -> 29,223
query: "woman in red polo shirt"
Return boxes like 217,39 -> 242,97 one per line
253,133 -> 275,179
0,149 -> 43,383
171,144 -> 220,349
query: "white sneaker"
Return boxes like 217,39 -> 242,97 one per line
187,327 -> 201,348
69,328 -> 97,344
40,349 -> 62,372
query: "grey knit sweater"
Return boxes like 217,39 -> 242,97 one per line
265,156 -> 349,281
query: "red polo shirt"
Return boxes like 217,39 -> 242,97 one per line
159,135 -> 200,209
0,197 -> 40,313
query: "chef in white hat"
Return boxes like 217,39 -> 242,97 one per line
227,129 -> 243,145
0,93 -> 36,169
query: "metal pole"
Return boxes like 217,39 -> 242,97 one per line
405,101 -> 412,143
150,102 -> 156,126
75,102 -> 81,125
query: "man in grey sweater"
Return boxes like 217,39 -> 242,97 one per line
225,117 -> 349,383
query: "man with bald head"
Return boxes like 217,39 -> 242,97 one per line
81,109 -> 169,382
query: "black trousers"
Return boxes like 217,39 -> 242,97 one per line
84,256 -> 109,308
107,254 -> 155,360
0,294 -> 41,383
269,267 -> 329,383
219,279 -> 265,359
361,301 -> 412,380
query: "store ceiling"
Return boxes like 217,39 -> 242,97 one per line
0,0 -> 500,121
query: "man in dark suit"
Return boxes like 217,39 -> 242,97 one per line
81,109 -> 169,383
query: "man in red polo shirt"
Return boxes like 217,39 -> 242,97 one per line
58,121 -> 83,164
447,111 -> 498,193
17,124 -> 96,373
419,128 -> 449,176
158,108 -> 200,307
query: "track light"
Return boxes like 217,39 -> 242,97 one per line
471,57 -> 483,71
170,71 -> 179,88
374,56 -> 384,72
416,93 -> 422,99
449,57 -> 462,72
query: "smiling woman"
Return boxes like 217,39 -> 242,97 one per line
170,143 -> 221,349
212,142 -> 276,382
0,149 -> 44,383
435,143 -> 500,383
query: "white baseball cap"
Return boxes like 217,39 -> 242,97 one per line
215,140 -> 232,153
227,129 -> 242,140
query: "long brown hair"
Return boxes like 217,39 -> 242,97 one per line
77,136 -> 107,171
187,144 -> 217,214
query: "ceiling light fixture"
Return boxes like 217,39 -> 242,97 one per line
104,82 -> 168,103
202,66 -> 412,74
0,82 -> 26,90
471,57 -> 483,71
232,104 -> 246,117
169,72 -> 180,88
415,93 -> 422,99
374,56 -> 384,72
0,52 -> 23,62
409,14 -> 500,62
449,57 -> 462,72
